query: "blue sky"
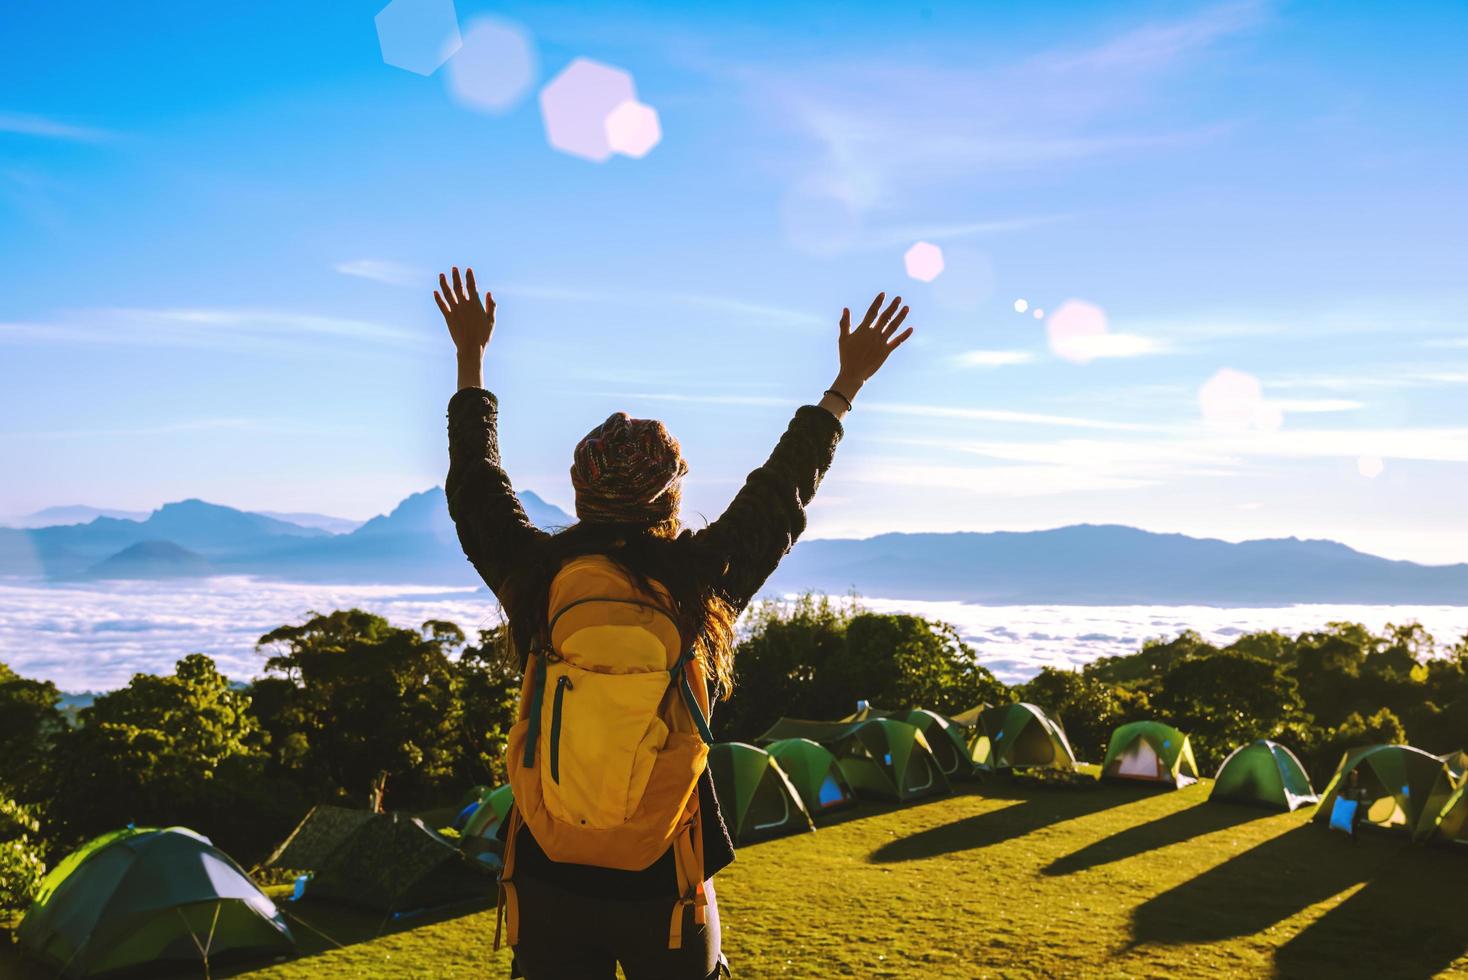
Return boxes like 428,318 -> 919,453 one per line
2,0 -> 1466,563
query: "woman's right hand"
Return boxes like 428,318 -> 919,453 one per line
435,266 -> 496,355
833,292 -> 912,399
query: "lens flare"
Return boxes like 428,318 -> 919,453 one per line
539,58 -> 637,162
903,241 -> 945,282
374,0 -> 462,76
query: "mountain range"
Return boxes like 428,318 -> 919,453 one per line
1,492 -> 1464,605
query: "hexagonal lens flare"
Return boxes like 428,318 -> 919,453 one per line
605,100 -> 661,158
1046,300 -> 1107,363
1198,368 -> 1281,431
447,17 -> 536,113
539,58 -> 637,162
904,241 -> 945,282
1013,298 -> 1029,313
375,0 -> 462,77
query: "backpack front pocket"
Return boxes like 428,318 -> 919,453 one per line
540,662 -> 673,829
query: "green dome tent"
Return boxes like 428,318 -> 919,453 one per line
707,742 -> 814,844
1439,749 -> 1468,782
766,738 -> 856,816
979,703 -> 1076,771
18,827 -> 295,978
460,784 -> 515,866
1210,739 -> 1318,810
462,784 -> 514,841
841,705 -> 975,778
948,703 -> 993,767
1101,721 -> 1200,788
1419,783 -> 1468,847
1313,745 -> 1456,838
265,806 -> 495,914
759,718 -> 952,803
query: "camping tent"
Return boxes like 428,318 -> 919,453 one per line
707,742 -> 814,844
949,704 -> 990,728
460,784 -> 514,866
1313,744 -> 1456,838
1420,783 -> 1468,846
841,705 -> 975,778
18,827 -> 294,978
765,738 -> 856,816
266,806 -> 495,914
760,718 -> 951,803
1439,749 -> 1468,782
462,784 -> 514,841
947,704 -> 993,767
1210,739 -> 1318,810
979,703 -> 1076,771
1101,721 -> 1200,788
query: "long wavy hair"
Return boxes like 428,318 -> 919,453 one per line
499,516 -> 739,700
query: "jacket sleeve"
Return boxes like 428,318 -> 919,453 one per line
686,405 -> 843,612
445,387 -> 548,599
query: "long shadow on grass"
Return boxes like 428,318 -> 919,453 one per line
1271,845 -> 1468,979
1043,801 -> 1266,877
1130,825 -> 1468,978
213,895 -> 497,978
868,786 -> 1132,863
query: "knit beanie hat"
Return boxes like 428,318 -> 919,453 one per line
570,412 -> 688,524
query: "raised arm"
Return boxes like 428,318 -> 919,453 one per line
689,293 -> 912,610
440,266 -> 548,599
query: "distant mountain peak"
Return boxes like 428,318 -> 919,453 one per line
78,539 -> 213,581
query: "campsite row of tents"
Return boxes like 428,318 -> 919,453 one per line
449,702 -> 1468,849
18,702 -> 1468,977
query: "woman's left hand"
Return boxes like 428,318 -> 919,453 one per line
435,266 -> 495,356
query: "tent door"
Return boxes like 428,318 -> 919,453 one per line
1117,739 -> 1163,779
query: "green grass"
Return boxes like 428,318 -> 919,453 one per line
6,777 -> 1467,978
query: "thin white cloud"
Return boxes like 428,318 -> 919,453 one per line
840,457 -> 1157,496
1267,367 -> 1468,392
1052,332 -> 1170,361
737,1 -> 1265,231
955,350 -> 1035,368
0,418 -> 294,440
860,214 -> 1074,250
1270,398 -> 1362,413
0,307 -> 426,352
0,110 -> 113,142
497,283 -> 826,329
334,259 -> 426,288
608,390 -> 1166,432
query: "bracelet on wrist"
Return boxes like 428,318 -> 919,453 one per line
823,387 -> 854,412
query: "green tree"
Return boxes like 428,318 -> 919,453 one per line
454,626 -> 522,786
1304,706 -> 1408,784
0,794 -> 45,912
0,661 -> 65,802
716,593 -> 856,742
716,594 -> 1007,742
842,613 -> 1005,717
1151,653 -> 1309,770
256,609 -> 467,808
1088,630 -> 1220,687
50,654 -> 265,854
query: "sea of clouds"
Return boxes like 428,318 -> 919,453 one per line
0,576 -> 1464,691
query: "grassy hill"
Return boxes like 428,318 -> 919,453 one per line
6,777 -> 1467,978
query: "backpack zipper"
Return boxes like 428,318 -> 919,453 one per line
549,675 -> 573,783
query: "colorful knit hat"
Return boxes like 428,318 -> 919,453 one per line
570,412 -> 688,524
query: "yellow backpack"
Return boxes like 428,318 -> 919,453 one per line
496,554 -> 715,950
